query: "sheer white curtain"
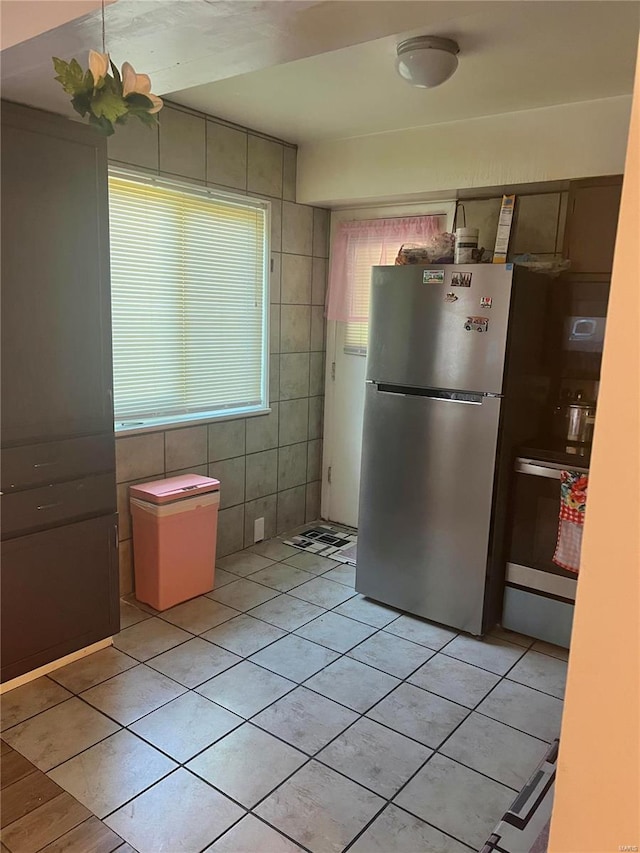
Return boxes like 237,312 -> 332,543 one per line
326,215 -> 445,352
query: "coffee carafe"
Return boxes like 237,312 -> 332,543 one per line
552,389 -> 596,445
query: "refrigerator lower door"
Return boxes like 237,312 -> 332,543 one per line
356,383 -> 502,634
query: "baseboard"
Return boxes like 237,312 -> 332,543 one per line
0,637 -> 113,694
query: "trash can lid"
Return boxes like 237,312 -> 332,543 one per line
130,474 -> 220,504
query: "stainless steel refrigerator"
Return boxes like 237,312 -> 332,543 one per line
356,263 -> 550,635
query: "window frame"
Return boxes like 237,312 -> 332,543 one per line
108,167 -> 271,434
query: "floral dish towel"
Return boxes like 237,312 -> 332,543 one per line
552,471 -> 588,573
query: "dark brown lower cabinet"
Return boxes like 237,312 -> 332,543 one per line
1,515 -> 120,683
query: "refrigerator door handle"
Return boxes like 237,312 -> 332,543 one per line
426,396 -> 482,406
369,381 -> 407,397
376,383 -> 484,405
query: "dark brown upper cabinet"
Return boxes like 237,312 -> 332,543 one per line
1,102 -> 114,445
564,176 -> 623,276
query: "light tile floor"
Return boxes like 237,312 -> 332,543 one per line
0,528 -> 568,853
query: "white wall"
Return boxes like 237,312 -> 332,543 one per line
0,0 -> 115,50
322,200 -> 456,525
549,43 -> 640,851
298,96 -> 632,207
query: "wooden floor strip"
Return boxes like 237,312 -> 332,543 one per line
38,817 -> 124,853
0,772 -> 63,830
1,739 -> 129,853
0,751 -> 37,790
2,792 -> 91,853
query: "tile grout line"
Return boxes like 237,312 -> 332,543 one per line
202,564 -> 559,848
8,613 -> 556,766
37,609 -> 551,798
6,537 -> 565,853
16,693 -> 549,853
137,545 -> 561,847
10,559 -> 558,753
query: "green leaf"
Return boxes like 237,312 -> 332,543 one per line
110,59 -> 123,93
52,57 -> 69,77
69,58 -> 84,80
88,113 -> 115,136
70,93 -> 91,117
134,110 -> 159,129
125,92 -> 153,110
52,55 -> 92,95
90,75 -> 129,123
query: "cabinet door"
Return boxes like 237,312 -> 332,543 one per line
564,178 -> 623,274
1,514 -> 120,683
1,102 -> 113,444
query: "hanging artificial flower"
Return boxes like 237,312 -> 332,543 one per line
121,62 -> 163,113
52,51 -> 163,136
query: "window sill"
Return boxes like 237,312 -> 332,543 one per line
115,406 -> 271,437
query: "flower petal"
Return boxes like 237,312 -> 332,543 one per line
134,73 -> 151,94
89,49 -> 109,82
121,61 -> 137,97
146,93 -> 163,114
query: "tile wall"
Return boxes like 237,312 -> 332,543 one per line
109,102 -> 329,594
458,191 -> 569,259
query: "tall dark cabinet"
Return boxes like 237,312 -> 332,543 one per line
1,102 -> 119,683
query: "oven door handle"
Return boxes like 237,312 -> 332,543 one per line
515,458 -> 589,478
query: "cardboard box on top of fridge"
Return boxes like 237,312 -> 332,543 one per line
493,195 -> 516,263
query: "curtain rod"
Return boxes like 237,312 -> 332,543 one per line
334,199 -> 456,214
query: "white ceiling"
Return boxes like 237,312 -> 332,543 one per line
171,1 -> 640,143
2,0 -> 637,144
1,0 -> 494,118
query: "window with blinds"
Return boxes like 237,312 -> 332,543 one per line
342,237 -> 387,354
108,170 -> 269,430
335,213 -> 447,356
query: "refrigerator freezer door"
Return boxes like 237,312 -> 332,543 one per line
356,383 -> 502,634
366,265 -> 513,394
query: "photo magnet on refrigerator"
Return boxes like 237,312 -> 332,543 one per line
464,316 -> 489,332
451,271 -> 472,287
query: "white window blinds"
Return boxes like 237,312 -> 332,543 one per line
108,171 -> 269,429
330,215 -> 446,356
343,238 -> 389,354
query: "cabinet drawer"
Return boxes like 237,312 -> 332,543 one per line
1,434 -> 115,492
1,513 -> 119,682
1,473 -> 116,538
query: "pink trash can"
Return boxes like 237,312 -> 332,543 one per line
129,474 -> 220,611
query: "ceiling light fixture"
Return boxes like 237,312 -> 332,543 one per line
395,36 -> 460,89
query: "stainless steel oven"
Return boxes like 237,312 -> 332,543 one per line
502,457 -> 587,648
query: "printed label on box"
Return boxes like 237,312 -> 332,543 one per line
493,195 -> 515,264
